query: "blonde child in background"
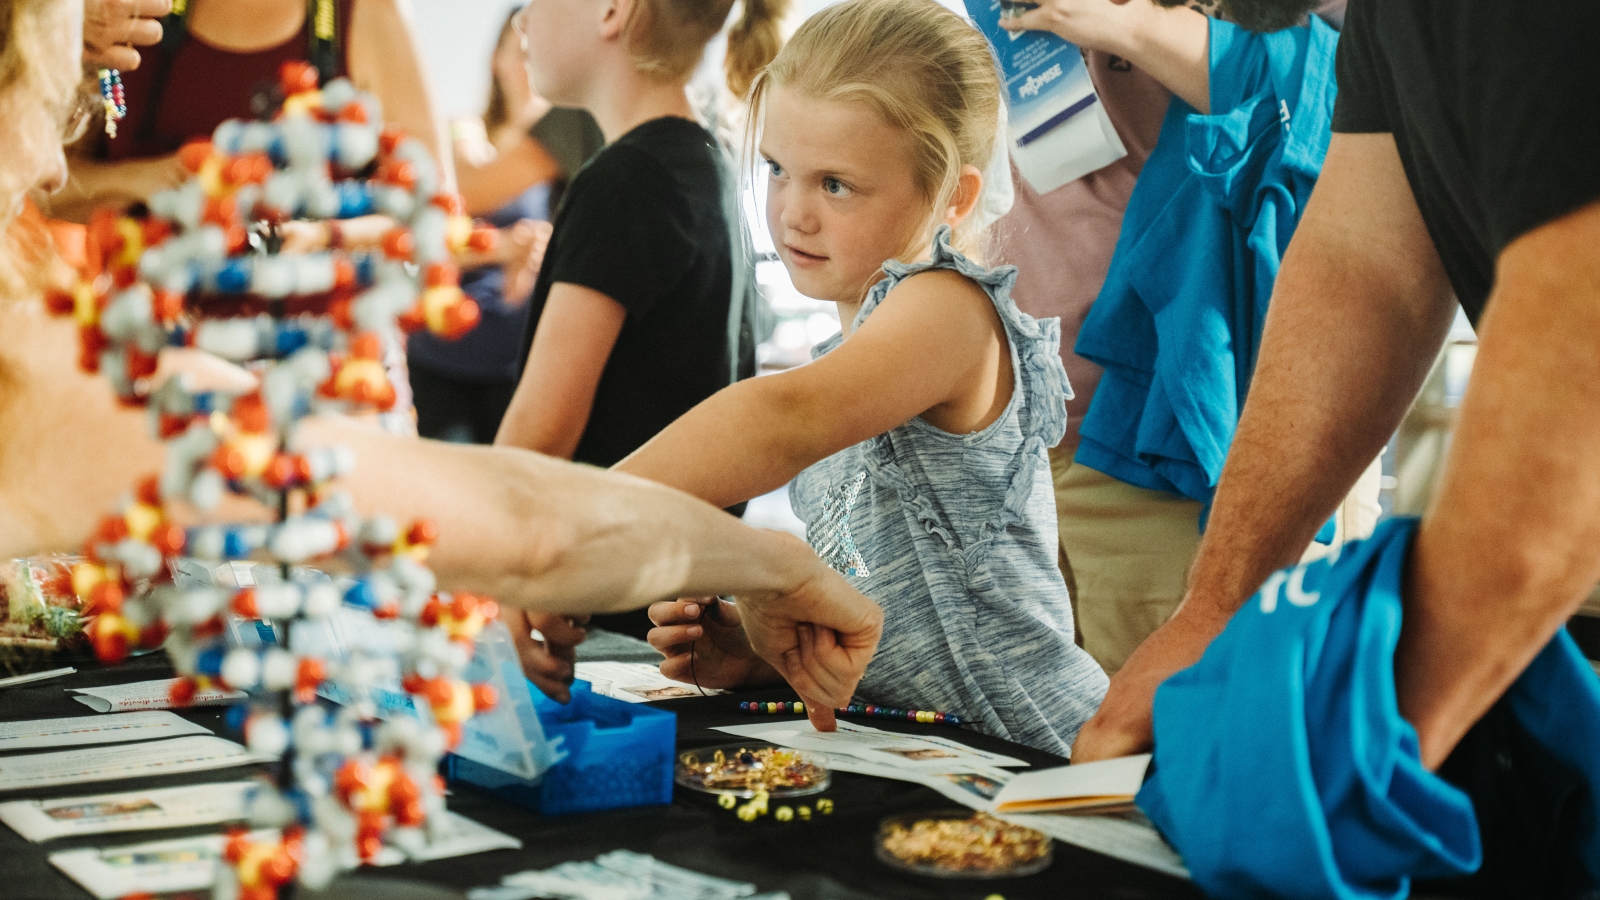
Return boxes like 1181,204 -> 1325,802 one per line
623,0 -> 1109,756
495,0 -> 787,684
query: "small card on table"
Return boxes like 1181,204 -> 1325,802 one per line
990,753 -> 1152,814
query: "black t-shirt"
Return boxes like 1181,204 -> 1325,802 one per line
1331,0 -> 1600,326
519,117 -> 748,468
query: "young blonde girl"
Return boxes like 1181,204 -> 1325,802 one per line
623,0 -> 1109,755
496,0 -> 787,673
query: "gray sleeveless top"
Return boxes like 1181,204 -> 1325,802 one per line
790,227 -> 1109,756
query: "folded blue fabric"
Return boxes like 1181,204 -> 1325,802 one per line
1074,17 -> 1339,522
1137,517 -> 1600,899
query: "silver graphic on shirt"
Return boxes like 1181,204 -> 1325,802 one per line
815,471 -> 870,578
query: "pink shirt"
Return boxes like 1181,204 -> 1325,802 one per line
991,50 -> 1171,453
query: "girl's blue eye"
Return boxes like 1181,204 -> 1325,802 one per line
766,159 -> 784,178
823,177 -> 849,196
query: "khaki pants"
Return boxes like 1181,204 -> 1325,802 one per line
1052,450 -> 1383,675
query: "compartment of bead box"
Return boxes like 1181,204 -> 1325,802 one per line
448,679 -> 676,816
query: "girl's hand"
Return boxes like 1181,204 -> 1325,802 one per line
647,597 -> 777,689
500,219 -> 552,305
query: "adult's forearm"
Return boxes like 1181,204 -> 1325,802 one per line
1177,136 -> 1456,629
309,419 -> 822,614
1399,200 -> 1600,768
1121,3 -> 1210,113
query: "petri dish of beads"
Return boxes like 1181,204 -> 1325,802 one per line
875,810 -> 1053,879
674,742 -> 831,799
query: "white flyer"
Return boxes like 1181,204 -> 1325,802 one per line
999,809 -> 1190,880
0,736 -> 270,792
50,812 -> 519,898
0,711 -> 209,752
817,751 -> 1017,811
401,811 -> 524,862
70,678 -> 247,713
49,830 -> 275,900
713,719 -> 1028,769
816,745 -> 1187,879
0,781 -> 256,842
575,661 -> 725,703
964,0 -> 1127,195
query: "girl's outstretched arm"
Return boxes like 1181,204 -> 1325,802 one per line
614,268 -> 1014,507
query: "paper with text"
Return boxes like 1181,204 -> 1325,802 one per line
70,678 -> 246,713
0,781 -> 256,842
574,661 -> 725,703
713,719 -> 1028,769
0,711 -> 209,752
0,736 -> 269,792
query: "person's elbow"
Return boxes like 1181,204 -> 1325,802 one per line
494,397 -> 587,460
750,375 -> 844,473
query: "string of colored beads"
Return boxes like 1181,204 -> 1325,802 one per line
737,700 -> 963,727
98,69 -> 127,138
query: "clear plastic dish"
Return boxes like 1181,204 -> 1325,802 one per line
674,742 -> 831,799
875,809 -> 1053,879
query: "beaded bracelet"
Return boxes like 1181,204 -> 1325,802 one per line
737,700 -> 964,727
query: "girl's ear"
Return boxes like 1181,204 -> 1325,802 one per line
599,0 -> 632,42
946,164 -> 984,226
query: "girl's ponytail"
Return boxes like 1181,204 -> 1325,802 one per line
626,0 -> 788,98
724,0 -> 790,99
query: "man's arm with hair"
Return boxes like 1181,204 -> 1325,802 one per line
1399,197 -> 1600,767
0,305 -> 880,730
1072,133 -> 1457,762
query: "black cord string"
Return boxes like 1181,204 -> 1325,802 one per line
689,597 -> 725,697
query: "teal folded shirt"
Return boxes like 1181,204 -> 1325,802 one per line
1138,517 -> 1600,899
1074,17 -> 1339,530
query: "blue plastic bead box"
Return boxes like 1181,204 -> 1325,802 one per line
449,679 -> 677,816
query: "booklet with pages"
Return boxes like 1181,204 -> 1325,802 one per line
990,753 -> 1152,814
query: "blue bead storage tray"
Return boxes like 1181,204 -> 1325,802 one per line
448,679 -> 676,816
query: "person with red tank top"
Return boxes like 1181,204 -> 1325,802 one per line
47,0 -> 452,224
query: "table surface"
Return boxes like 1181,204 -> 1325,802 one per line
0,650 -> 1202,900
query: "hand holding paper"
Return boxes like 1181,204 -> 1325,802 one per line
998,0 -> 1212,112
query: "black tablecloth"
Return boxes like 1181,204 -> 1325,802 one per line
0,652 -> 1200,900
